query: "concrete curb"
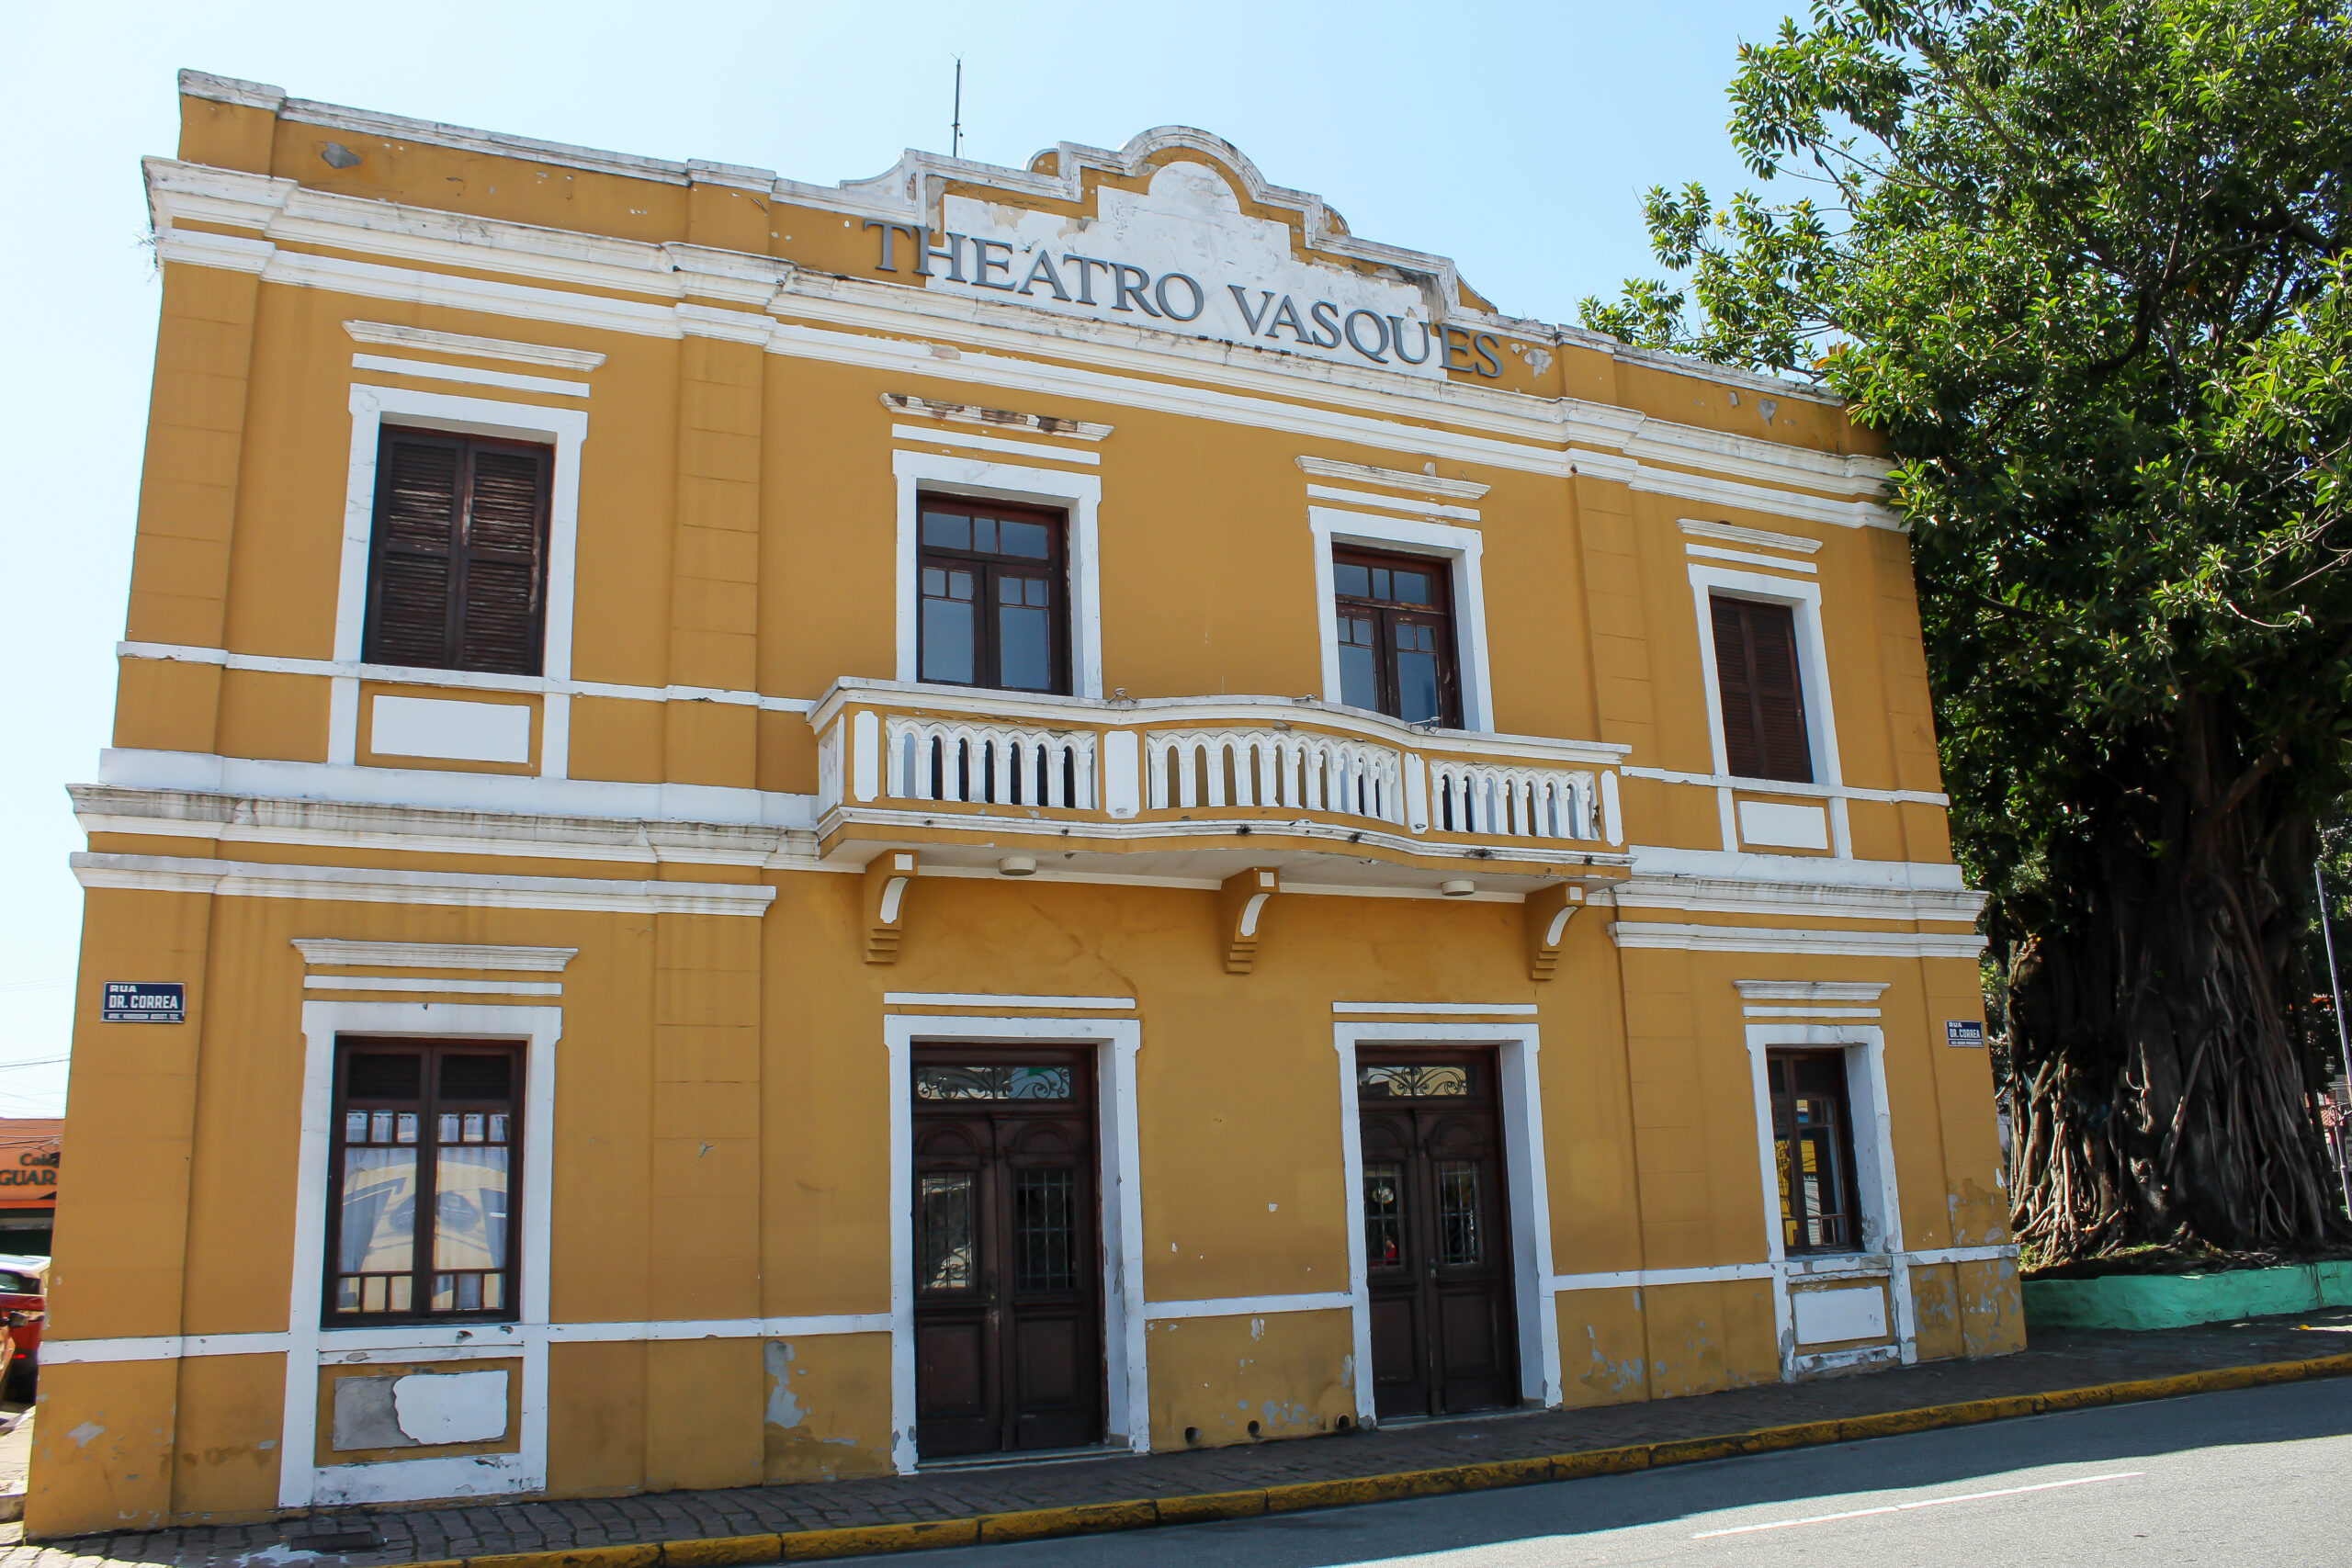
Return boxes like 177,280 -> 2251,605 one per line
365,1351 -> 2352,1566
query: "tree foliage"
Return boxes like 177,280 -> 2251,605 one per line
1583,0 -> 2352,1256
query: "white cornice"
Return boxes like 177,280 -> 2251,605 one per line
1735,979 -> 1891,1001
180,70 -> 286,112
684,159 -> 782,194
1612,921 -> 1986,957
71,782 -> 824,870
343,321 -> 605,371
143,167 -> 1893,525
1295,456 -> 1489,500
165,73 -> 1853,409
140,160 -> 1892,520
72,852 -> 779,917
676,302 -> 776,344
1679,518 -> 1824,555
91,750 -> 822,838
883,393 -> 1113,442
1611,874 -> 1985,927
153,228 -> 274,275
1632,461 -> 1895,533
292,939 -> 579,972
1626,844 -> 1969,891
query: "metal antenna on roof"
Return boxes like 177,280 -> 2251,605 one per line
951,57 -> 964,160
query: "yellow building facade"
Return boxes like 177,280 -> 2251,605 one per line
32,70 -> 2021,1536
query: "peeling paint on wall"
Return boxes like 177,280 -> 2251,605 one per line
763,1342 -> 805,1430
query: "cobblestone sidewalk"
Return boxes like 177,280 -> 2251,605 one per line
16,1308 -> 2352,1568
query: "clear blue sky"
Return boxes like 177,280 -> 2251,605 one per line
2,0 -> 1798,1115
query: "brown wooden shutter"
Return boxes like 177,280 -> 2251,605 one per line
364,434 -> 462,669
363,429 -> 550,674
455,447 -> 549,675
1710,595 -> 1813,784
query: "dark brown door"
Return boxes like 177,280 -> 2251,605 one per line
912,1050 -> 1102,1457
1359,1049 -> 1518,1418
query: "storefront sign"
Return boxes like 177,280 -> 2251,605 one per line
0,1152 -> 56,1192
869,161 -> 1503,381
1945,1021 -> 1986,1048
103,981 -> 185,1023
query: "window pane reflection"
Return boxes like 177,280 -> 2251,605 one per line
434,1145 -> 509,1271
1339,615 -> 1379,710
339,1146 -> 417,1277
1437,1160 -> 1483,1265
922,596 -> 975,683
1000,573 -> 1052,690
920,1172 -> 975,1292
1363,1163 -> 1403,1269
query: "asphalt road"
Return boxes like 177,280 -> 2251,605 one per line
891,1378 -> 2352,1566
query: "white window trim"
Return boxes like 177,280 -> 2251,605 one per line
336,387 -> 589,777
1687,563 -> 1849,857
1334,1021 -> 1559,1419
881,1011 -> 1146,1471
891,451 -> 1105,700
1311,508 -> 1496,733
1742,1021 -> 1916,1378
281,999 -> 561,1507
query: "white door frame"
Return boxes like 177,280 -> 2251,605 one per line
883,1012 -> 1147,1471
1334,1021 -> 1559,1421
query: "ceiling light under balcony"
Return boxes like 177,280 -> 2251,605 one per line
1440,880 -> 1476,898
998,856 -> 1038,877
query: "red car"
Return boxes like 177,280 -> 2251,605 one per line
0,1258 -> 47,1398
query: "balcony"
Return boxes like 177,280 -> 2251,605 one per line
808,680 -> 1632,897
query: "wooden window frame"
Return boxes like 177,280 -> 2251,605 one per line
1766,1047 -> 1862,1256
1331,545 -> 1462,728
915,494 -> 1070,695
361,426 -> 554,677
1710,593 -> 1814,784
323,1037 -> 524,1327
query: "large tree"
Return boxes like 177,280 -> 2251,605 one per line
1581,0 -> 2352,1258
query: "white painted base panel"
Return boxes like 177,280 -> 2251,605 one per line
1792,1284 -> 1888,1345
1738,800 -> 1830,851
371,694 -> 533,763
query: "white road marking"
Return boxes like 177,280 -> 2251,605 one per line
1691,1471 -> 2143,1539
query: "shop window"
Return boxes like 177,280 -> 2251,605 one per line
917,496 -> 1068,694
1768,1049 -> 1860,1254
363,428 -> 553,676
1710,595 -> 1813,783
1332,547 -> 1458,726
326,1039 -> 521,1324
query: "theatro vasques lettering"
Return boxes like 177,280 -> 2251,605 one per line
866,161 -> 1502,378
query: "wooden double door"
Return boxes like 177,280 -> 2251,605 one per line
1360,1048 -> 1521,1418
911,1048 -> 1102,1458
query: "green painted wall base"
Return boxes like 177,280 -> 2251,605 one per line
2023,1261 -> 2352,1330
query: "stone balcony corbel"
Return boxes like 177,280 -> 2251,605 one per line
863,850 -> 917,964
1525,882 -> 1585,980
1218,867 -> 1280,974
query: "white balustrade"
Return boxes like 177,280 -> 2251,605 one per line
1426,761 -> 1597,840
1145,728 -> 1405,825
885,716 -> 1098,810
822,698 -> 1611,847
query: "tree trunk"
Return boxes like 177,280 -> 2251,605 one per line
2006,727 -> 2345,1260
